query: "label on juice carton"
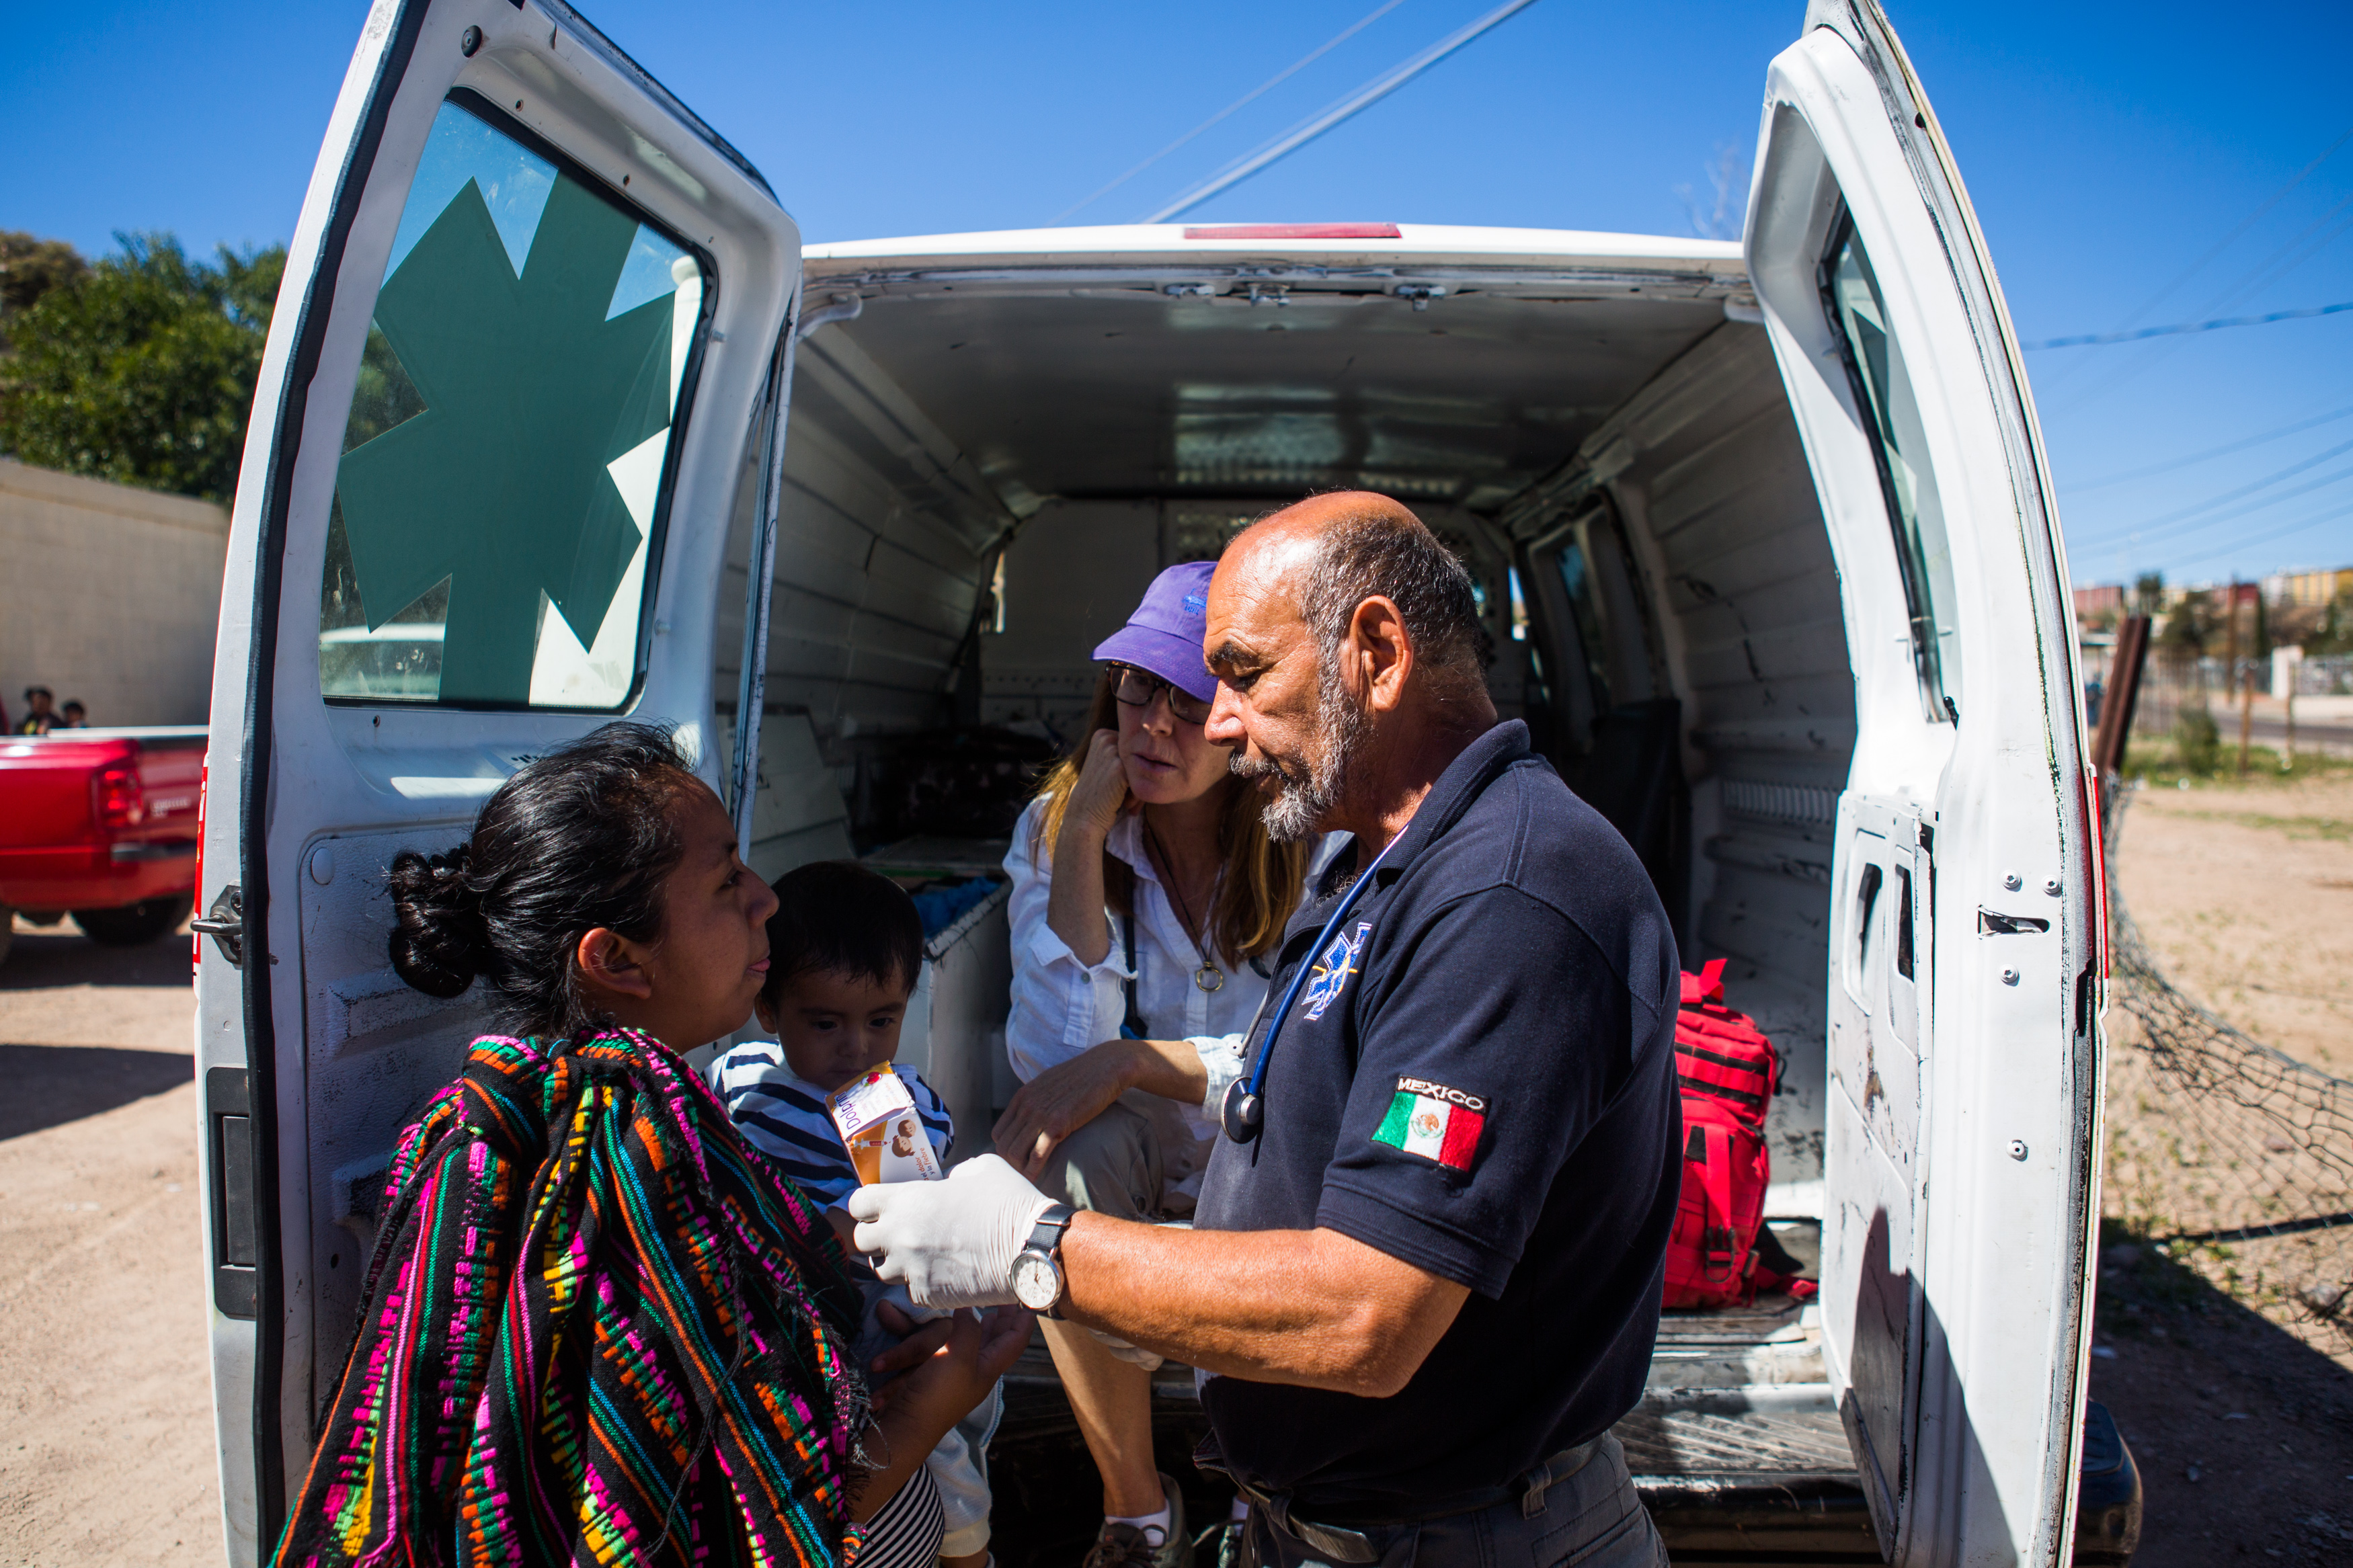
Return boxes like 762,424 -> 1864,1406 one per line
826,1069 -> 944,1185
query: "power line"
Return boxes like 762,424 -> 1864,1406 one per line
1140,0 -> 1542,224
2070,447 -> 2353,550
2023,298 -> 2353,350
1051,0 -> 1407,224
2036,122 -> 2352,397
2047,187 -> 2353,412
2161,501 -> 2353,570
2201,190 -> 2353,321
2106,124 -> 2353,334
2068,403 -> 2353,491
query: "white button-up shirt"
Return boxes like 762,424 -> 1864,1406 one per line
1003,796 -> 1336,1198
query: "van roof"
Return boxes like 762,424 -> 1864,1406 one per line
805,222 -> 1747,288
784,224 -> 1754,513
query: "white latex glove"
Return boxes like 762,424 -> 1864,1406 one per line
846,1154 -> 1053,1309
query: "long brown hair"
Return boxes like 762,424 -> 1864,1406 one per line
1031,671 -> 1310,966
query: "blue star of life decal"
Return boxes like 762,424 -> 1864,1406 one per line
1302,921 -> 1372,1022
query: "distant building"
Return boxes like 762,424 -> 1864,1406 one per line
2262,566 -> 2353,608
0,460 -> 229,727
2073,583 -> 2124,618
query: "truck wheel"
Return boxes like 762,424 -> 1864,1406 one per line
77,894 -> 195,948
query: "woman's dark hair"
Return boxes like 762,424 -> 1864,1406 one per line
763,860 -> 924,1000
387,721 -> 700,1036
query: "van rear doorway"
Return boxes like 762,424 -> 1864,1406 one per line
719,241 -> 1874,1561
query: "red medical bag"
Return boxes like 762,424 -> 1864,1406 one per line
1662,959 -> 1807,1309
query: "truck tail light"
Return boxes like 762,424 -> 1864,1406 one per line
94,762 -> 146,828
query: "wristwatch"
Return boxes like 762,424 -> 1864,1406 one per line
1010,1202 -> 1075,1316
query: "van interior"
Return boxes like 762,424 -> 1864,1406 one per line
689,237 -> 1867,1547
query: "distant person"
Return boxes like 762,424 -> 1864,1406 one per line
15,686 -> 56,735
58,700 -> 87,729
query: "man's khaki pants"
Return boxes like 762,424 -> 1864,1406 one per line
1034,1095 -> 1178,1222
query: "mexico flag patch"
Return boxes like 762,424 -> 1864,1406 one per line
1373,1076 -> 1486,1171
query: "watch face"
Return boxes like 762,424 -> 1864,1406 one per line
1011,1250 -> 1060,1311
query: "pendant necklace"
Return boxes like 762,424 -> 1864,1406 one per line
1145,818 -> 1224,993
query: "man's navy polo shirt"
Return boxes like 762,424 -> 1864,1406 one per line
1194,719 -> 1681,1508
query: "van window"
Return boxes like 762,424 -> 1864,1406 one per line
1556,540 -> 1617,715
1822,214 -> 1962,722
319,93 -> 708,708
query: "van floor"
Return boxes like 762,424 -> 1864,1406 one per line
987,1225 -> 1880,1565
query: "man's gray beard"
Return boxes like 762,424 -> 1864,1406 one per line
1232,656 -> 1367,843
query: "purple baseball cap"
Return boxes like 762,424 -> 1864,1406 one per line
1092,561 -> 1220,704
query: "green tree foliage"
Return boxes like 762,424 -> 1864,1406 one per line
0,233 -> 285,502
2311,595 -> 2353,657
2172,704 -> 2221,776
0,232 -> 89,345
2132,571 -> 2167,618
2159,587 -> 2215,659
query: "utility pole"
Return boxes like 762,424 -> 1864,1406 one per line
2284,660 -> 2298,772
2235,583 -> 2257,776
2221,577 -> 2239,735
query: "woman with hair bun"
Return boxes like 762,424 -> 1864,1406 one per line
274,721 -> 1025,1568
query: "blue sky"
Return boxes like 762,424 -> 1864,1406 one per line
4,0 -> 2348,591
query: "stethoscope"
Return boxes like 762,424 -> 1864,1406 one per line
1219,835 -> 1401,1144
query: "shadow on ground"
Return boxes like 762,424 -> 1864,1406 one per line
0,1042 -> 194,1139
2091,1217 -> 2353,1565
991,1374 -> 1231,1568
3,921 -> 194,989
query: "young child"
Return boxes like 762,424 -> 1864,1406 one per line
710,859 -> 999,1568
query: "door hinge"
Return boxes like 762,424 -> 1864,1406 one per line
193,882 -> 243,967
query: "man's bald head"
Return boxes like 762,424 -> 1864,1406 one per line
1203,491 -> 1491,840
1223,491 -> 1484,690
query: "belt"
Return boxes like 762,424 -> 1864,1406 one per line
1223,1440 -> 1603,1565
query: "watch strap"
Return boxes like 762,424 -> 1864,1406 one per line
1024,1202 -> 1074,1317
1027,1202 -> 1075,1254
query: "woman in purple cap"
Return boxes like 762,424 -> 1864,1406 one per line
995,559 -> 1326,1568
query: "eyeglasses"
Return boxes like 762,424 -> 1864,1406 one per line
1113,665 -> 1212,725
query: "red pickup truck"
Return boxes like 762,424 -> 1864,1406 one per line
0,726 -> 204,963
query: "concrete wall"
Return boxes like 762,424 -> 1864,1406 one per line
0,460 -> 229,729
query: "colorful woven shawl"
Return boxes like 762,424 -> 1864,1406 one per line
274,1030 -> 868,1568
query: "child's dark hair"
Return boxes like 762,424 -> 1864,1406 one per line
765,861 -> 924,1000
386,721 -> 699,1036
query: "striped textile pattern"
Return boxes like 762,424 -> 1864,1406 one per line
272,1030 -> 872,1568
710,1048 -> 954,1209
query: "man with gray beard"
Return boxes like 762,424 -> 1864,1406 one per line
850,492 -> 1683,1568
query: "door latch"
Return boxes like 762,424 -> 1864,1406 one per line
193,882 -> 243,967
206,1066 -> 259,1319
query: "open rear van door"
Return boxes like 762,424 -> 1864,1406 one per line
193,3 -> 800,1559
1743,2 -> 2102,1563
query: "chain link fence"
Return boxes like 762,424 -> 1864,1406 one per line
2102,784 -> 2353,1352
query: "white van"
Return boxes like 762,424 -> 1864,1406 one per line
194,1 -> 2112,1562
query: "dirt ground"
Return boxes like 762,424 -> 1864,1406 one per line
3,772 -> 2350,1565
2095,766 -> 2353,1565
2111,770 -> 2353,1077
0,917 -> 219,1567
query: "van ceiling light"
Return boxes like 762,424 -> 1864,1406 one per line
1183,224 -> 1402,241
